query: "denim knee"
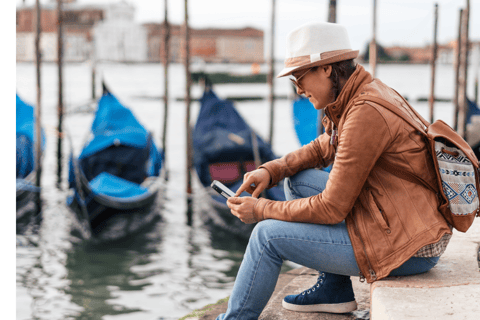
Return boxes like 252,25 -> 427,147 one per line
284,169 -> 329,200
249,220 -> 289,258
251,220 -> 283,244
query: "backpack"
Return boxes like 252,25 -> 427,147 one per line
357,94 -> 480,233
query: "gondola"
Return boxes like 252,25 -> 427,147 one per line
67,84 -> 165,242
16,94 -> 45,223
193,86 -> 285,239
466,98 -> 480,161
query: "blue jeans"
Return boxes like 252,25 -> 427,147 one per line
216,169 -> 439,320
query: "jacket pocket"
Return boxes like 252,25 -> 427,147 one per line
367,190 -> 391,234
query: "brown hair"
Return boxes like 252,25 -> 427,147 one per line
330,59 -> 357,99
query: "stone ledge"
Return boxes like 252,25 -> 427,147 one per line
372,284 -> 480,320
181,267 -> 371,320
370,218 -> 480,320
180,219 -> 480,320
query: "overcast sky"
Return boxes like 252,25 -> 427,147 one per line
15,0 -> 480,59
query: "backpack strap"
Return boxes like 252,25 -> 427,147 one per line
355,94 -> 428,134
375,157 -> 437,193
355,94 -> 438,193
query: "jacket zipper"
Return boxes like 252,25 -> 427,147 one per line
324,109 -> 338,146
330,126 -> 338,145
353,214 -> 377,282
326,104 -> 376,281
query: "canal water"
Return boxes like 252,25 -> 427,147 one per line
15,61 -> 468,320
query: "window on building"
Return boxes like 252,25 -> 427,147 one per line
80,13 -> 90,23
63,12 -> 79,23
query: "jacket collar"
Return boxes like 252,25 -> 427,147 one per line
325,64 -> 373,124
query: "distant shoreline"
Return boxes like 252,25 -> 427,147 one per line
15,60 -> 454,66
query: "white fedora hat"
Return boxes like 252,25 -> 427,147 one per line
277,22 -> 359,78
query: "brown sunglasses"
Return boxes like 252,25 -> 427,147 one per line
289,68 -> 313,90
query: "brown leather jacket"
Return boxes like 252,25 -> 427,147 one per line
255,65 -> 451,283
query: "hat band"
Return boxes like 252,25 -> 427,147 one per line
284,49 -> 353,68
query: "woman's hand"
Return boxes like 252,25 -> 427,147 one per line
236,168 -> 271,198
227,197 -> 259,224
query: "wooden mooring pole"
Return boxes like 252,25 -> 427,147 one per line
267,0 -> 276,146
457,2 -> 470,138
184,0 -> 193,225
162,0 -> 170,180
369,0 -> 377,78
328,0 -> 337,24
428,3 -> 438,124
453,8 -> 463,132
56,0 -> 64,188
460,0 -> 470,138
34,0 -> 42,212
318,0 -> 337,137
474,43 -> 479,106
91,47 -> 96,101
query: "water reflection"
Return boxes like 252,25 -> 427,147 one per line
65,220 -> 165,319
16,186 -> 80,320
194,195 -> 295,280
57,193 -> 252,320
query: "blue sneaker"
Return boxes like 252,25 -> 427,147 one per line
282,272 -> 357,313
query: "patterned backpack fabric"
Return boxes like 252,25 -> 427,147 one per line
436,140 -> 479,217
357,94 -> 480,233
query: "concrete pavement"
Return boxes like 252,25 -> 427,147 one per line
370,218 -> 480,320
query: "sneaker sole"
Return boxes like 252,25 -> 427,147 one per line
282,300 -> 357,313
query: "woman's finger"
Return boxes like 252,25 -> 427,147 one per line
227,197 -> 242,205
236,176 -> 253,196
251,181 -> 266,198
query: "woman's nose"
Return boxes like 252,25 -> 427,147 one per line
296,86 -> 304,95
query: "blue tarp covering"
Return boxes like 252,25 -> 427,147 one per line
467,99 -> 480,125
79,92 -> 151,160
16,94 -> 45,179
89,172 -> 148,198
68,91 -> 163,198
77,91 -> 162,176
292,95 -> 332,173
193,89 -> 276,187
293,96 -> 319,147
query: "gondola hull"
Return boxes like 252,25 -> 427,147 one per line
466,99 -> 480,161
16,171 -> 38,222
67,165 -> 164,241
196,180 -> 284,240
67,86 -> 165,242
16,94 -> 45,226
193,89 -> 286,240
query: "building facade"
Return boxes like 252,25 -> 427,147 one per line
143,23 -> 264,63
16,0 -> 146,63
16,1 -> 104,62
16,1 -> 264,63
93,2 -> 147,62
381,40 -> 479,64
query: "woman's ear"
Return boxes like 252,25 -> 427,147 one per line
323,65 -> 333,77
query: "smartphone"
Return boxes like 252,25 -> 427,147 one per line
211,180 -> 236,199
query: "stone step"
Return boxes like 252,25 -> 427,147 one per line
370,218 -> 480,320
180,267 -> 370,320
260,268 -> 370,320
181,218 -> 480,320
